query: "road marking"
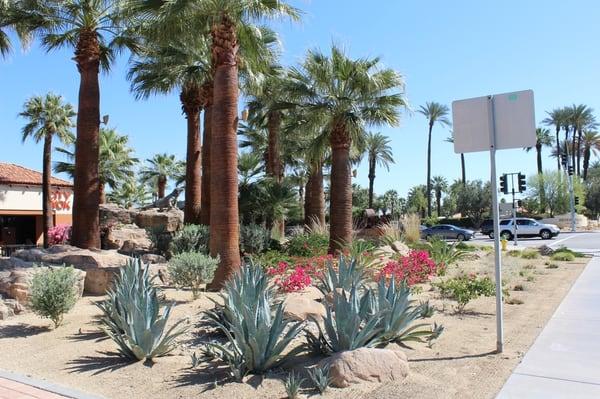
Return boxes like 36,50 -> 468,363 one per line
548,233 -> 590,248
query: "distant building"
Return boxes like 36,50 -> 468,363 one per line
0,162 -> 73,247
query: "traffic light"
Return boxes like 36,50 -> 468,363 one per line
568,166 -> 574,176
518,173 -> 526,193
575,196 -> 580,206
499,174 -> 508,194
517,199 -> 523,207
561,155 -> 567,169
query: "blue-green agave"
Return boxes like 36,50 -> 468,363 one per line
317,255 -> 368,294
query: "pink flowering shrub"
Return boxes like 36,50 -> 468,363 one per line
267,255 -> 334,292
48,224 -> 72,246
376,250 -> 440,286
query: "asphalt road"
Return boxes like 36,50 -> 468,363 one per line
470,231 -> 600,255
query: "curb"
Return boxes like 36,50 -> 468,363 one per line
0,369 -> 105,399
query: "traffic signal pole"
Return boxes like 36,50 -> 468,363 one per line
565,129 -> 576,232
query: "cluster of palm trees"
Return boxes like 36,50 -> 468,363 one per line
3,0 -> 410,287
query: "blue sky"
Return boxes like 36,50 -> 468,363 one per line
1,0 -> 599,200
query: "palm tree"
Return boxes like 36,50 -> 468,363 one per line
568,104 -> 596,176
107,178 -> 151,209
139,153 -> 184,199
19,93 -> 75,248
1,0 -> 31,58
365,132 -> 394,209
543,108 -> 567,172
237,152 -> 263,187
286,45 -> 406,252
418,102 -> 451,217
445,136 -> 466,186
525,128 -> 552,174
128,36 -> 211,225
54,128 -> 138,204
582,131 -> 600,180
431,176 -> 448,217
13,0 -> 137,249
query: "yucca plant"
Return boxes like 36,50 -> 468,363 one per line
284,371 -> 305,399
307,364 -> 331,394
370,277 -> 443,346
98,259 -> 188,361
310,285 -> 384,353
318,255 -> 368,295
205,263 -> 305,376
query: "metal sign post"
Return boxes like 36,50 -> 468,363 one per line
452,89 -> 535,354
487,95 -> 504,353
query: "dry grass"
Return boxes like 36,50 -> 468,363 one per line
400,213 -> 421,244
305,216 -> 329,235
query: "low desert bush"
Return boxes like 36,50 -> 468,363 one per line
506,298 -> 524,305
546,263 -> 559,269
435,274 -> 496,313
521,250 -> 539,259
47,224 -> 71,245
507,250 -> 521,257
551,252 -> 575,261
513,284 -> 525,291
98,259 -> 188,361
376,250 -> 440,286
29,265 -> 78,328
554,247 -> 585,258
168,252 -> 218,299
169,224 -> 210,256
252,250 -> 293,269
425,236 -> 468,270
240,223 -> 271,254
285,231 -> 329,257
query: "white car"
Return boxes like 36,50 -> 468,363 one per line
490,218 -> 560,240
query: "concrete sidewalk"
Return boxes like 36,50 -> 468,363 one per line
497,256 -> 600,398
0,369 -> 103,399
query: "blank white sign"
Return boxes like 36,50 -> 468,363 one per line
452,90 -> 536,154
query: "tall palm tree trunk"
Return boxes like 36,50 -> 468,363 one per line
267,110 -> 283,182
200,83 -> 213,225
157,176 -> 166,198
209,15 -> 241,289
555,127 -> 561,171
426,122 -> 433,217
181,85 -> 203,224
460,153 -> 466,186
583,145 -> 591,180
536,143 -> 543,174
42,134 -> 53,248
304,162 -> 325,227
576,130 -> 582,176
99,183 -> 106,204
436,192 -> 441,217
329,126 -> 352,253
367,158 -> 375,209
71,30 -> 101,249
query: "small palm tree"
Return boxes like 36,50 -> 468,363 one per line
139,154 -> 184,199
237,152 -> 263,187
19,93 -> 75,248
365,132 -> 394,209
107,178 -> 151,209
582,131 -> 600,180
525,128 -> 552,174
418,102 -> 451,217
54,128 -> 138,204
431,176 -> 448,217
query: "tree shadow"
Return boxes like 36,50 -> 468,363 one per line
67,329 -> 109,343
410,350 -> 497,363
0,323 -> 50,338
65,351 -> 131,375
174,361 -> 231,392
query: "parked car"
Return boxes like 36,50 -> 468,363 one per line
479,219 -> 493,236
421,224 -> 474,241
488,218 -> 560,240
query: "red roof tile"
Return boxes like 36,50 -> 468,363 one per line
0,162 -> 73,187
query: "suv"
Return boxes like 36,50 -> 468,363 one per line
480,219 -> 493,236
488,218 -> 560,240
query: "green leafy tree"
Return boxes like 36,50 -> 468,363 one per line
139,153 -> 184,199
418,102 -> 450,217
55,128 -> 138,204
365,132 -> 394,208
19,93 -> 75,247
528,171 -> 585,216
453,180 -> 491,224
585,162 -> 600,216
407,185 -> 427,217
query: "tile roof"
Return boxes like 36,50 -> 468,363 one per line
0,162 -> 73,187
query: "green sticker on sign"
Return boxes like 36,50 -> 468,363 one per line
508,94 -> 518,101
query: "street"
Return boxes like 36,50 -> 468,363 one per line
470,231 -> 600,255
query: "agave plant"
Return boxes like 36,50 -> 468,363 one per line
310,285 -> 384,353
98,259 -> 188,361
425,236 -> 468,270
318,256 -> 368,295
307,364 -> 332,394
370,277 -> 442,346
205,263 -> 305,376
284,371 -> 305,399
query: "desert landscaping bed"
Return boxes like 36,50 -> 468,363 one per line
0,248 -> 588,399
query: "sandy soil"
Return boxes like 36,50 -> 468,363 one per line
0,249 -> 589,399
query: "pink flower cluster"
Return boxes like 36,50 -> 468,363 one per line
376,250 -> 440,286
267,255 -> 333,292
48,224 -> 72,246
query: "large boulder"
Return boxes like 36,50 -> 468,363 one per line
319,348 -> 409,388
105,224 -> 152,254
283,292 -> 326,322
99,203 -> 135,229
11,245 -> 129,295
135,208 -> 183,233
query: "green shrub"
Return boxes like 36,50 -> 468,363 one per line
205,263 -> 304,377
146,226 -> 173,256
425,236 -> 468,270
98,259 -> 188,361
251,250 -> 293,269
29,265 -> 78,328
168,252 -> 218,299
521,250 -> 539,259
507,250 -> 521,257
169,224 -> 210,256
551,252 -> 575,261
435,274 -> 496,313
240,223 -> 271,254
286,231 -> 329,257
554,246 -> 585,258
546,263 -> 559,269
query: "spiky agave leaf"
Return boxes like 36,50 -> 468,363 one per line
317,255 -> 368,295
